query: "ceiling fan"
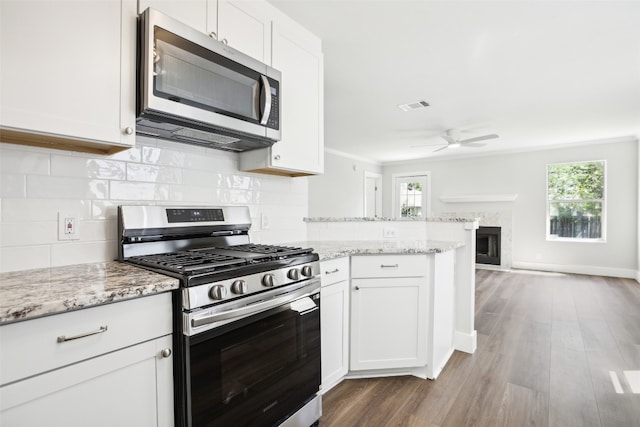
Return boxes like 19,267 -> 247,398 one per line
433,129 -> 499,152
410,129 -> 499,152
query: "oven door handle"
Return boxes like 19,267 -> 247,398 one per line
191,280 -> 320,329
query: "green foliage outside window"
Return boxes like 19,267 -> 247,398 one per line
547,161 -> 605,239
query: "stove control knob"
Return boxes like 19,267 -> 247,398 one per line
231,279 -> 247,295
301,265 -> 314,277
209,285 -> 227,300
262,274 -> 275,287
287,268 -> 300,280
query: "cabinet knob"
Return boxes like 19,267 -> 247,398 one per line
124,126 -> 134,135
354,286 -> 360,291
274,155 -> 281,161
160,348 -> 172,358
221,38 -> 228,45
209,31 -> 218,39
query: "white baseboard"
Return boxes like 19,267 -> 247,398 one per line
636,270 -> 640,284
454,330 -> 477,354
511,261 -> 636,279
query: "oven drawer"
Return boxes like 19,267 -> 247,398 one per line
0,293 -> 172,386
321,257 -> 349,286
351,254 -> 427,278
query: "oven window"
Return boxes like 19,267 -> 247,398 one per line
187,296 -> 320,427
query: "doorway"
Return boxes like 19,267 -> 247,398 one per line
364,171 -> 382,217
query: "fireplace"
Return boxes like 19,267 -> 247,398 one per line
476,226 -> 501,265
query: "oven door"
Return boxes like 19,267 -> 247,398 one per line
182,281 -> 321,427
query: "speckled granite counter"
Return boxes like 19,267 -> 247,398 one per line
287,240 -> 464,261
0,262 -> 179,325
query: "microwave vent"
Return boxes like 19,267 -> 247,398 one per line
172,128 -> 240,144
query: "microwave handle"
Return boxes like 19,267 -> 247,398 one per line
259,75 -> 272,125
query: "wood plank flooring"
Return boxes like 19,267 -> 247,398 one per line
319,269 -> 640,427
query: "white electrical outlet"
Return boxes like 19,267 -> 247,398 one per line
261,213 -> 270,230
383,228 -> 397,239
58,212 -> 80,241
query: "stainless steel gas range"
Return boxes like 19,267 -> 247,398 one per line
118,205 -> 321,427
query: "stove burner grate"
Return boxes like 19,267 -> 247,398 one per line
128,251 -> 248,275
223,244 -> 313,257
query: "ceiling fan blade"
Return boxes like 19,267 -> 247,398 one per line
433,145 -> 449,152
462,142 -> 487,148
459,134 -> 499,144
441,135 -> 456,144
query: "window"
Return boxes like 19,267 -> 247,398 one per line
547,160 -> 605,241
392,172 -> 431,218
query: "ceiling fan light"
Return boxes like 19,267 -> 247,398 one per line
449,142 -> 461,148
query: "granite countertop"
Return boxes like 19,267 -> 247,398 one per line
0,261 -> 179,325
288,240 -> 464,261
304,217 -> 477,223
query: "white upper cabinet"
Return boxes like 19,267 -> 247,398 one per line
217,1 -> 271,63
0,0 -> 137,154
139,0 -> 270,62
139,0 -> 212,34
240,16 -> 324,176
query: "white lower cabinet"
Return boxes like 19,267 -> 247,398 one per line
0,293 -> 174,427
350,255 -> 428,371
320,257 -> 350,393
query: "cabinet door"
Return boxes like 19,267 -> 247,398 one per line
139,0 -> 211,34
0,0 -> 136,152
217,0 -> 271,62
321,280 -> 349,392
270,20 -> 324,174
0,335 -> 174,427
350,278 -> 427,370
240,18 -> 324,176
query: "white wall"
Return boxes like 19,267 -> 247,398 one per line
637,139 -> 640,282
307,149 -> 382,217
382,138 -> 638,278
0,137 -> 308,273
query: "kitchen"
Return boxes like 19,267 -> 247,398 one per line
1,1 -> 639,426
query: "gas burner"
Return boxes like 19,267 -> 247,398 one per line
127,251 -> 248,275
224,244 -> 313,258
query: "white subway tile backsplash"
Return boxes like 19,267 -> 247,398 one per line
1,199 -> 91,222
51,156 -> 126,180
51,240 -> 117,267
0,138 -> 308,272
0,174 -> 26,198
142,145 -> 187,167
0,245 -> 51,272
27,176 -> 109,199
0,145 -> 50,175
127,163 -> 182,184
110,181 -> 170,201
1,221 -> 57,247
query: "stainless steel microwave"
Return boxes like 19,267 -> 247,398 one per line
137,8 -> 281,152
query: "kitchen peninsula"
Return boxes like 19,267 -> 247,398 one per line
292,216 -> 479,391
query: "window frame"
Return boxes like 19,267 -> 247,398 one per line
392,171 -> 431,218
545,160 -> 607,243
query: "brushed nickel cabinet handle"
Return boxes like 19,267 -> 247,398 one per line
57,325 -> 108,343
325,268 -> 339,274
380,264 -> 399,268
160,348 -> 172,358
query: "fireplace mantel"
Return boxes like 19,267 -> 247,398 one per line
439,194 -> 518,203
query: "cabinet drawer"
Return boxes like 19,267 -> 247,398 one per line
0,292 -> 172,386
351,255 -> 427,278
320,257 -> 349,286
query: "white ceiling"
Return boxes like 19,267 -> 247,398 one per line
268,0 -> 640,163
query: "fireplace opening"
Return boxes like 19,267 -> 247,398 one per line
476,226 -> 501,265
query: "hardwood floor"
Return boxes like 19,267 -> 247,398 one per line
319,269 -> 640,427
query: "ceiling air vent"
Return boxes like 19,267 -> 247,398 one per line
397,100 -> 430,112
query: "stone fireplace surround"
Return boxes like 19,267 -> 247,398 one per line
441,210 -> 513,270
